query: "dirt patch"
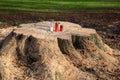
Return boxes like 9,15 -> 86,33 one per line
0,10 -> 120,49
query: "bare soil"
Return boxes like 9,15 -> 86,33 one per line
0,10 -> 120,49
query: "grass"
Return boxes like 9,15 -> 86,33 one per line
0,0 -> 120,13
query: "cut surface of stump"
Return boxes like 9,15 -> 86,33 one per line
0,21 -> 119,80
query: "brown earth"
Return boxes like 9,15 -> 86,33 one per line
0,21 -> 120,80
0,10 -> 120,50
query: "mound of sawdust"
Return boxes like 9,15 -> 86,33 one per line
0,21 -> 119,80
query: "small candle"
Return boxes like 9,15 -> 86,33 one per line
60,25 -> 63,32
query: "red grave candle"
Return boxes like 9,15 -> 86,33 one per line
55,23 -> 58,32
60,25 -> 63,32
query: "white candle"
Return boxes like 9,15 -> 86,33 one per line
50,19 -> 54,32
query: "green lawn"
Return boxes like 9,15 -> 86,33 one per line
0,0 -> 120,13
